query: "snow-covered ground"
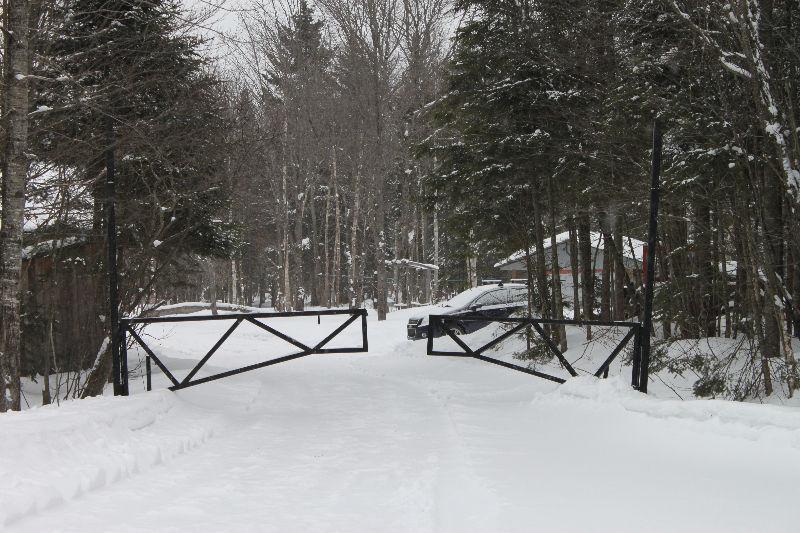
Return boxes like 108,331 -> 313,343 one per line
3,307 -> 800,532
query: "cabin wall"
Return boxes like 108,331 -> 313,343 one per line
20,242 -> 106,375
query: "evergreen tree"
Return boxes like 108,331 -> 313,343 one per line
27,0 -> 234,395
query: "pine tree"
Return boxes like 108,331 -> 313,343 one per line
29,0 -> 234,396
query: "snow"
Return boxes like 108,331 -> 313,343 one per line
386,258 -> 439,271
30,105 -> 53,115
21,236 -> 85,260
144,301 -> 260,314
439,283 -> 512,308
3,307 -> 800,531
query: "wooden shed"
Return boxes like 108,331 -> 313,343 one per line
20,237 -> 106,375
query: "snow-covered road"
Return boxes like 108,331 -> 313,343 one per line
3,308 -> 800,532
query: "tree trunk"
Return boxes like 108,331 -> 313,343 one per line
0,0 -> 31,412
613,215 -> 626,320
601,231 -> 612,321
393,225 -> 402,304
692,182 -> 715,337
323,160 -> 332,307
293,193 -> 307,311
371,176 -> 388,319
567,215 -> 581,321
433,207 -> 439,300
739,199 -> 773,395
280,117 -> 292,312
548,181 -> 566,351
332,180 -> 342,306
230,259 -> 238,305
210,266 -> 218,315
466,255 -> 478,288
349,174 -> 361,308
531,190 -> 550,320
578,211 -> 594,339
310,188 -> 320,306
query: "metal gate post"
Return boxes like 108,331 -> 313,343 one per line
116,322 -> 129,396
361,309 -> 369,351
631,323 -> 642,390
106,114 -> 127,396
426,316 -> 438,354
145,354 -> 152,392
639,119 -> 663,394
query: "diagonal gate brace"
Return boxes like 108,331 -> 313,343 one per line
427,314 -> 643,390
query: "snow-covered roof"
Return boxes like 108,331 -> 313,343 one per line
494,231 -> 645,268
21,236 -> 88,260
386,259 -> 439,271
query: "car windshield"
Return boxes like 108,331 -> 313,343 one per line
508,287 -> 528,303
442,287 -> 490,308
442,285 -> 521,309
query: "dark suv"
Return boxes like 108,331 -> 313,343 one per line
407,284 -> 528,340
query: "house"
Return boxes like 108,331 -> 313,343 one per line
494,231 -> 645,283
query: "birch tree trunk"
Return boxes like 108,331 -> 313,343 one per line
230,259 -> 238,304
466,255 -> 478,288
0,0 -> 31,412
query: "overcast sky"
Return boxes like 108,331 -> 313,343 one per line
182,0 -> 460,71
182,0 -> 248,60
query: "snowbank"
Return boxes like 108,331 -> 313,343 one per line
140,301 -> 263,317
546,376 -> 800,452
0,391 -> 222,527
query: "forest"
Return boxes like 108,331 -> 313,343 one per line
1,0 -> 799,410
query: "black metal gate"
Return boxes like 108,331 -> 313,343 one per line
114,309 -> 368,395
427,314 -> 647,391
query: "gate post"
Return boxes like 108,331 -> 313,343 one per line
106,115 -> 127,396
631,324 -> 642,390
639,119 -> 663,394
361,309 -> 369,351
146,355 -> 152,392
115,322 -> 129,396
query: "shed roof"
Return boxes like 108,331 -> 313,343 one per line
494,231 -> 645,269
